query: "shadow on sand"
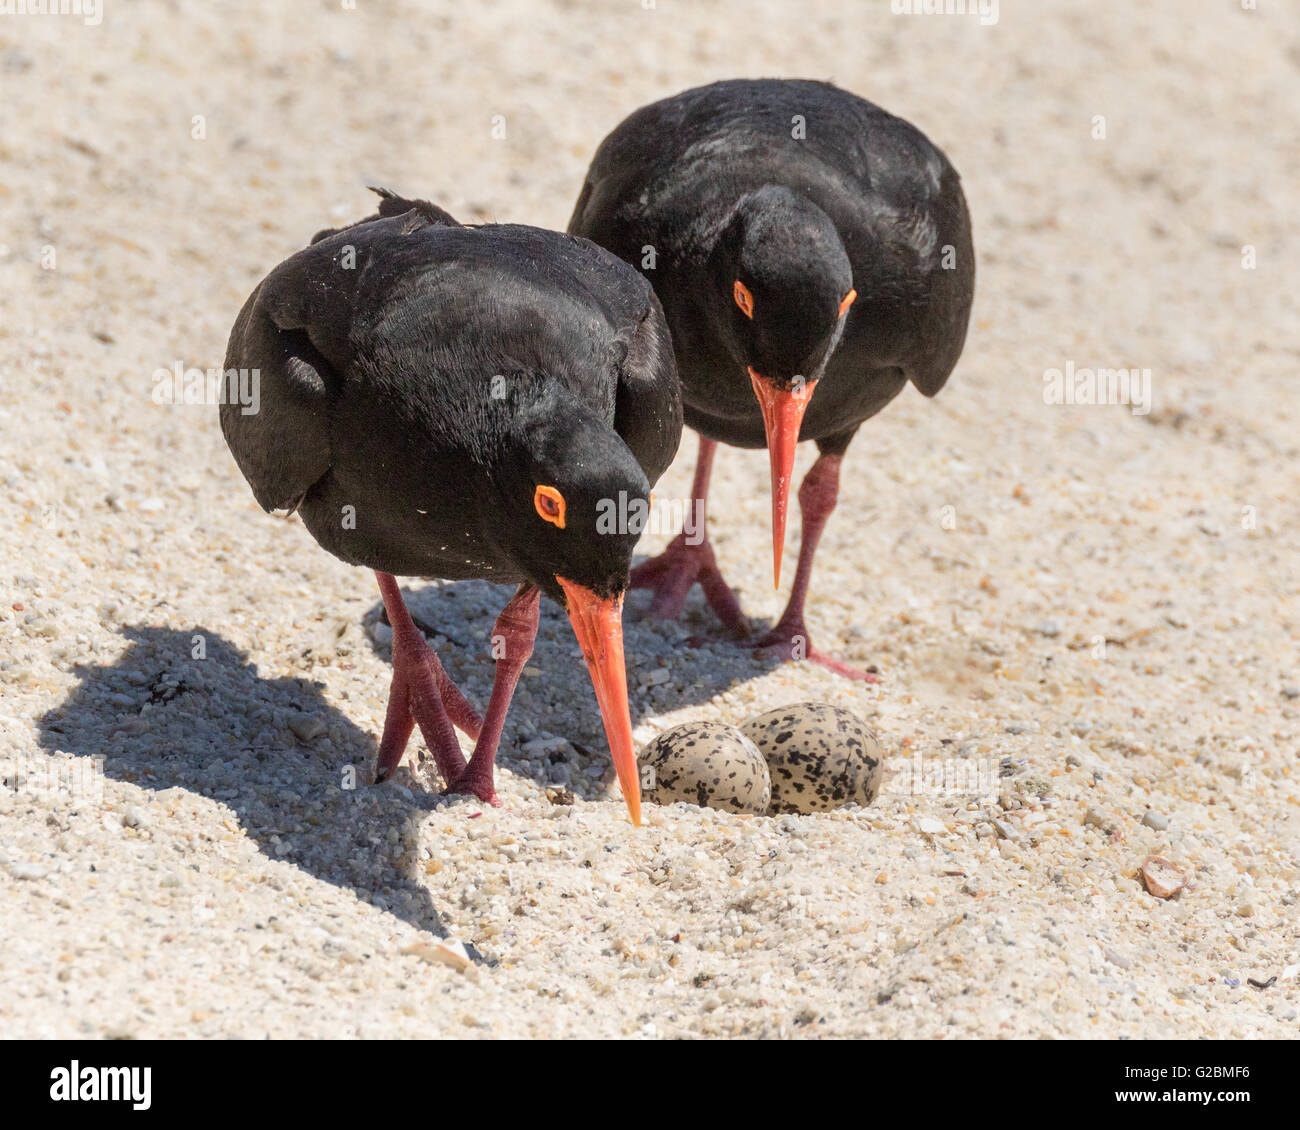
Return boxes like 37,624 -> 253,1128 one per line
365,571 -> 787,766
36,574 -> 779,936
37,626 -> 455,937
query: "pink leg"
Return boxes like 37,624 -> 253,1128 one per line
753,454 -> 880,683
629,435 -> 748,635
445,584 -> 541,806
373,572 -> 483,785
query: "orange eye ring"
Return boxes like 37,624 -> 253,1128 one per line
534,485 -> 566,529
838,288 -> 857,318
733,279 -> 754,319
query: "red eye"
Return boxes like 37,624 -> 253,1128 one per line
733,279 -> 754,319
534,485 -> 566,528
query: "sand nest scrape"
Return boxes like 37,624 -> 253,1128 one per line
1,1 -> 1298,1037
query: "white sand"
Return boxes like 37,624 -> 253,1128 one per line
1,0 -> 1297,1037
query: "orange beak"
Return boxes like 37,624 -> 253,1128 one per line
556,576 -> 641,826
748,367 -> 818,589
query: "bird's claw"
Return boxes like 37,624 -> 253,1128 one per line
750,624 -> 881,683
443,771 -> 503,807
630,533 -> 748,635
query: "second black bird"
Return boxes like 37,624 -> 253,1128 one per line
570,79 -> 975,681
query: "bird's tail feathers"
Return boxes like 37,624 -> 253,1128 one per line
309,186 -> 460,244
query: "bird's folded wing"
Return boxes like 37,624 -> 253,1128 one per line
897,168 -> 974,400
220,268 -> 339,514
610,294 -> 682,486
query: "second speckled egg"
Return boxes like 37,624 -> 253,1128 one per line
639,721 -> 771,814
740,702 -> 883,814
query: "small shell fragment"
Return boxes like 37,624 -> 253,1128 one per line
402,938 -> 474,973
1140,855 -> 1185,899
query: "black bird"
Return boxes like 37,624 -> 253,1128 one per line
221,189 -> 682,824
570,78 -> 974,681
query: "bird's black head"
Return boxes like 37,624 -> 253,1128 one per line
712,185 -> 856,389
484,376 -> 649,826
487,381 -> 650,609
709,186 -> 857,590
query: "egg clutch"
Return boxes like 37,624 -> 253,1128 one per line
639,703 -> 883,816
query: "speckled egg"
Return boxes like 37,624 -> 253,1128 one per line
740,703 -> 883,814
639,721 -> 771,814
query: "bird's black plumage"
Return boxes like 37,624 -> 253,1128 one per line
569,77 -> 973,452
220,189 -> 681,818
223,190 -> 681,604
568,79 -> 975,680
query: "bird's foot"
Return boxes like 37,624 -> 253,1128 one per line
419,640 -> 483,741
629,532 -> 749,636
375,602 -> 483,784
438,583 -> 540,811
443,765 -> 503,808
751,621 -> 881,683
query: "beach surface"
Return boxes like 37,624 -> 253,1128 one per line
1,0 -> 1298,1037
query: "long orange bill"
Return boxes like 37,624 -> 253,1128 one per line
748,367 -> 818,589
556,576 -> 641,826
